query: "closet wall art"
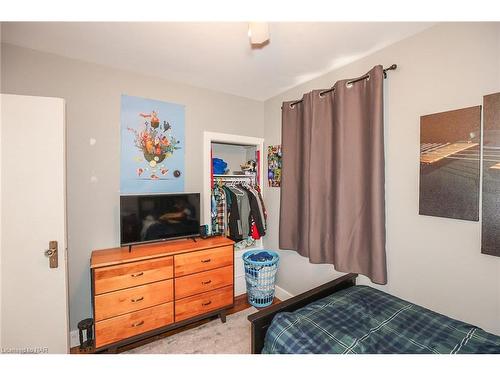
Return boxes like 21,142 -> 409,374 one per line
120,95 -> 185,194
481,92 -> 500,257
419,106 -> 481,221
267,145 -> 282,187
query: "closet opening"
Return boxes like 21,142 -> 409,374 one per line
203,132 -> 266,296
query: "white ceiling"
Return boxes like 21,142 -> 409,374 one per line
1,22 -> 434,100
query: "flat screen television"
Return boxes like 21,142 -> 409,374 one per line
120,193 -> 200,246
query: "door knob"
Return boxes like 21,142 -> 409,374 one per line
44,241 -> 58,269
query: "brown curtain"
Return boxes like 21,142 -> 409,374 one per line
279,65 -> 387,284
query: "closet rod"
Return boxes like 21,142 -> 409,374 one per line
214,177 -> 256,182
288,64 -> 397,108
213,174 -> 256,178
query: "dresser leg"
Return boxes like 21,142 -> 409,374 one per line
219,311 -> 227,323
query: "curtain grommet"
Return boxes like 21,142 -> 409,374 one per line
319,87 -> 334,98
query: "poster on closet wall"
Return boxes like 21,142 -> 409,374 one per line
481,92 -> 500,257
419,106 -> 481,221
268,145 -> 282,187
120,95 -> 185,194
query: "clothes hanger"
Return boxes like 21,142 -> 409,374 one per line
227,184 -> 245,196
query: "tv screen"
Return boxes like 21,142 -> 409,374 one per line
120,193 -> 200,246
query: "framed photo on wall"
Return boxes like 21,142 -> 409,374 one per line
419,106 -> 481,221
481,92 -> 500,257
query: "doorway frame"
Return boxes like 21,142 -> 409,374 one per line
203,131 -> 265,296
202,131 -> 265,228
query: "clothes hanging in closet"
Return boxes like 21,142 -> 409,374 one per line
240,185 -> 266,238
211,185 -> 227,236
225,186 -> 243,242
228,185 -> 251,239
211,181 -> 267,242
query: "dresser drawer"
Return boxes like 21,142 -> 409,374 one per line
94,279 -> 173,321
95,302 -> 173,348
175,265 -> 233,300
175,285 -> 233,322
94,257 -> 173,295
174,245 -> 233,277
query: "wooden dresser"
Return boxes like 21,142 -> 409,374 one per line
90,236 -> 234,352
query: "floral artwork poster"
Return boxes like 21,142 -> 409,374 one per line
120,94 -> 185,194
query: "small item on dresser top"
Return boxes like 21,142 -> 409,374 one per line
199,224 -> 222,239
199,224 -> 210,238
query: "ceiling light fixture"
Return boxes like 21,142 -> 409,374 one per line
248,22 -> 269,47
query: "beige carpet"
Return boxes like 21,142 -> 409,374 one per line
125,307 -> 258,354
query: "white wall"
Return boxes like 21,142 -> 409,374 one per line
211,143 -> 252,174
0,23 -> 3,348
263,22 -> 500,335
0,43 -> 264,332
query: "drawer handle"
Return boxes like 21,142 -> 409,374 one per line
201,258 -> 211,263
131,320 -> 145,328
130,272 -> 144,278
201,280 -> 212,285
202,300 -> 212,306
131,296 -> 144,303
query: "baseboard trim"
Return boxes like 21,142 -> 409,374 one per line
274,285 -> 294,301
234,274 -> 246,296
235,283 -> 294,301
70,329 -> 79,349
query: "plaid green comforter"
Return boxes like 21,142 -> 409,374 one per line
262,286 -> 500,354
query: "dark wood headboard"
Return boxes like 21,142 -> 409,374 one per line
247,273 -> 358,354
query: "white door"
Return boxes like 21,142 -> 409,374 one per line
1,94 -> 69,354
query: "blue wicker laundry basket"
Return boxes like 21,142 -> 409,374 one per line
243,250 -> 279,308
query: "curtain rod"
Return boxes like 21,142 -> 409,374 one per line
287,64 -> 397,109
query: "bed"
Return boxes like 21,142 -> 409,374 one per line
247,274 -> 500,354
